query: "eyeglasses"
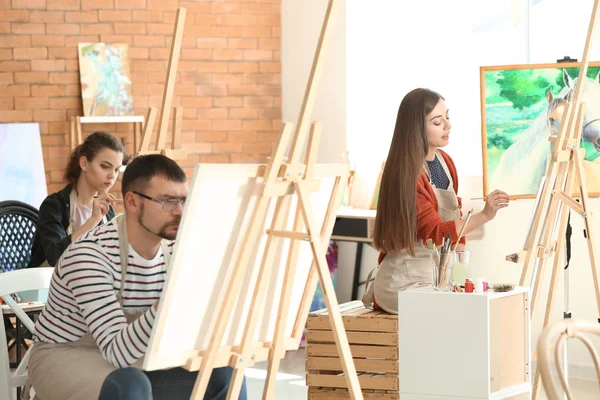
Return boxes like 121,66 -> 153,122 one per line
133,191 -> 186,211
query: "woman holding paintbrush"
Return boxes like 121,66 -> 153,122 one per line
29,132 -> 128,267
362,88 -> 510,314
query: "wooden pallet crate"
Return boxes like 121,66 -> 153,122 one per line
306,301 -> 399,400
308,387 -> 399,399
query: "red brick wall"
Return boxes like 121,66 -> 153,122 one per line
0,0 -> 281,194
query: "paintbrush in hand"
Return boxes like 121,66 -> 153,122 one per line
452,210 -> 472,252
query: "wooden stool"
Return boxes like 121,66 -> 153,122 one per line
306,301 -> 399,400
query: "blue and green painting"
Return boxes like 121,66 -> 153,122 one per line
78,43 -> 133,117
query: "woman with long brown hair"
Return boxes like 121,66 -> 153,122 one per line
29,132 -> 127,267
362,88 -> 509,314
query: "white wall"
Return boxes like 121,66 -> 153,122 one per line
281,0 -> 346,164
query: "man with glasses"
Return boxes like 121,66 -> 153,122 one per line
27,154 -> 247,400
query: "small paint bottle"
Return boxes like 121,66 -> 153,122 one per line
464,278 -> 474,293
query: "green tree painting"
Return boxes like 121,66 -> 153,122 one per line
496,70 -> 550,114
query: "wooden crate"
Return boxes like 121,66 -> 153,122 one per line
306,301 -> 399,400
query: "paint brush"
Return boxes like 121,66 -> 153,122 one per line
92,194 -> 124,204
452,210 -> 472,252
471,196 -> 509,205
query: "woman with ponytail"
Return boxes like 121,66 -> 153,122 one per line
362,89 -> 510,314
29,132 -> 127,267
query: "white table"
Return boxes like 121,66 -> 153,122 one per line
398,287 -> 531,399
1,301 -> 45,315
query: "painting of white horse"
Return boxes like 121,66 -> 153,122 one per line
481,63 -> 600,198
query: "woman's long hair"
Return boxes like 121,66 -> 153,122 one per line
64,132 -> 126,187
373,88 -> 444,256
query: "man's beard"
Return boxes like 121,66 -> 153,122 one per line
137,203 -> 180,240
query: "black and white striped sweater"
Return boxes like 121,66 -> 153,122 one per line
33,218 -> 174,368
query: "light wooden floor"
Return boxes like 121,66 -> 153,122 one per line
12,348 -> 600,399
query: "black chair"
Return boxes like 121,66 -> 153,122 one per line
0,200 -> 40,373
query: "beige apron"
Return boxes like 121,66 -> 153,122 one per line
40,189 -> 107,268
362,151 -> 461,314
27,215 -> 170,400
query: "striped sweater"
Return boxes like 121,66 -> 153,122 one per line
33,218 -> 173,368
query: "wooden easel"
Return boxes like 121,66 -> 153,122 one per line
137,7 -> 187,161
505,1 -> 600,398
177,0 -> 363,399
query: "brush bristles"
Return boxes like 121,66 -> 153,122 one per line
492,283 -> 515,292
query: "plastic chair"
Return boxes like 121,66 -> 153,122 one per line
0,268 -> 53,400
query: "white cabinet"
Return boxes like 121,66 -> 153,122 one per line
398,287 -> 531,399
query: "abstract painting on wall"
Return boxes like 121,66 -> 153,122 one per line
481,62 -> 600,198
77,43 -> 133,117
0,123 -> 47,209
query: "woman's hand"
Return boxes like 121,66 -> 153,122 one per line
91,192 -> 117,222
482,189 -> 509,221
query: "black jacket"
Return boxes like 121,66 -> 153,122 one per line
28,184 -> 116,267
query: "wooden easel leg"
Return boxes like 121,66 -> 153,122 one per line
291,261 -> 319,342
137,121 -> 143,152
138,107 -> 158,156
573,150 -> 600,317
261,206 -> 302,400
190,125 -> 295,400
262,122 -> 323,400
133,121 -> 138,156
519,160 -> 561,287
530,161 -> 569,314
290,150 -> 347,344
290,171 -> 345,346
75,116 -> 83,147
157,8 -> 186,151
172,106 -> 182,150
69,117 -> 76,150
533,105 -> 587,400
224,194 -> 294,400
533,163 -> 578,399
295,182 -> 363,400
225,364 -> 248,400
192,190 -> 274,400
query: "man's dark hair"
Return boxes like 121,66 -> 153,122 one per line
122,154 -> 186,197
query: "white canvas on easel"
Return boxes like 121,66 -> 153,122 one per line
143,162 -> 348,371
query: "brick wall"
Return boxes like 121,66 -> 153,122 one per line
0,0 -> 281,194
